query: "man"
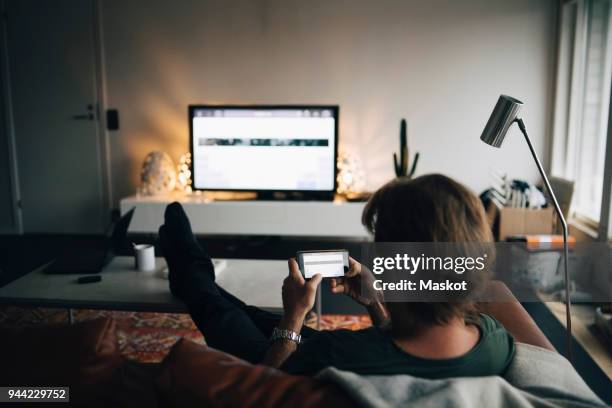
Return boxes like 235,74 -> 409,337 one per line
159,174 -> 514,377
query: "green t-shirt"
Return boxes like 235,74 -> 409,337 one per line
281,313 -> 515,378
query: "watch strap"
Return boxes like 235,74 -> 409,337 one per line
270,327 -> 302,344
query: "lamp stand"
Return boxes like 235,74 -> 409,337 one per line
515,118 -> 572,361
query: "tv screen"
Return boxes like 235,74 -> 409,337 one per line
189,105 -> 338,193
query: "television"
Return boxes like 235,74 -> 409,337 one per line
189,105 -> 338,199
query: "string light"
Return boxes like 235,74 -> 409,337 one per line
337,151 -> 365,195
176,152 -> 193,193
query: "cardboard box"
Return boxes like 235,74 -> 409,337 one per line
498,207 -> 554,241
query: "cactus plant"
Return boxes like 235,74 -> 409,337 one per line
393,119 -> 419,178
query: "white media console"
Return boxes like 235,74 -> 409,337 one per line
120,193 -> 370,238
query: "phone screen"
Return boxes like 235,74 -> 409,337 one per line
298,250 -> 348,279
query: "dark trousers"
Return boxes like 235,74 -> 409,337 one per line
175,256 -> 317,364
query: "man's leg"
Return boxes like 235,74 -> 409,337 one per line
159,203 -> 268,363
217,285 -> 319,339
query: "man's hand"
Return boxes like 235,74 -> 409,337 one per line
329,257 -> 381,306
280,258 -> 322,331
330,258 -> 389,328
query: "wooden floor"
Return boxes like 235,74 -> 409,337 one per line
543,300 -> 611,380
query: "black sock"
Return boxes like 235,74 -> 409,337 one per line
158,224 -> 187,297
164,202 -> 206,257
162,202 -> 215,282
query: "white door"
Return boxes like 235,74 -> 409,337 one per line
4,0 -> 106,233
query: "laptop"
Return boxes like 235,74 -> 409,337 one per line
44,208 -> 135,274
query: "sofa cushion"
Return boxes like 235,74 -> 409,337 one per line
0,317 -> 122,406
104,361 -> 164,408
157,339 -> 353,408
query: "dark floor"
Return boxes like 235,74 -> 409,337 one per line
0,233 -> 610,404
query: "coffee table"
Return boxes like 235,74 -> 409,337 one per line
0,257 -> 287,320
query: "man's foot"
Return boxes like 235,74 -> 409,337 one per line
159,202 -> 216,295
164,202 -> 205,258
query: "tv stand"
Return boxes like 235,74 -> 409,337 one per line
120,193 -> 369,238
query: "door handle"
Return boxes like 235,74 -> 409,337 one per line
72,113 -> 95,120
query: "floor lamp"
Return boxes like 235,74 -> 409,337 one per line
480,95 -> 572,361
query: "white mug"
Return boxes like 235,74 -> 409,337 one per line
134,244 -> 155,272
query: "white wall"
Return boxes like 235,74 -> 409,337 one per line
101,0 -> 557,203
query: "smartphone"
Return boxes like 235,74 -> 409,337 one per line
296,249 -> 349,279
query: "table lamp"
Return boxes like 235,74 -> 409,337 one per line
480,95 -> 572,360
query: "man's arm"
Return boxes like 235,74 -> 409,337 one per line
261,259 -> 322,368
261,314 -> 303,368
366,300 -> 391,329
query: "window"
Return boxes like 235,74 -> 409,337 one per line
552,0 -> 612,229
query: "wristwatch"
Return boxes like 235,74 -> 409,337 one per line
270,327 -> 301,345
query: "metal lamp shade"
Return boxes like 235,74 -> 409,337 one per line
480,95 -> 524,148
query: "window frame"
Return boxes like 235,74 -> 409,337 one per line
552,0 -> 612,240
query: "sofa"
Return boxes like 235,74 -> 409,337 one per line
0,282 -> 601,407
